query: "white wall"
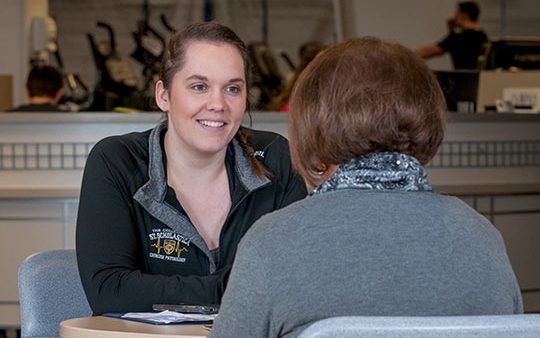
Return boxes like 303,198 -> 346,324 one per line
0,0 -> 48,107
340,0 -> 455,70
0,0 -> 25,106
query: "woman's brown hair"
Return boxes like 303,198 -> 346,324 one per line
289,37 -> 446,187
159,21 -> 269,177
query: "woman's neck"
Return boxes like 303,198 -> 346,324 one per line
163,131 -> 231,250
164,132 -> 228,188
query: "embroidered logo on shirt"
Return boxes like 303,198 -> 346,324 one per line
148,229 -> 190,263
254,150 -> 265,158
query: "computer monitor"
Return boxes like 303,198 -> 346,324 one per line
435,70 -> 479,112
484,39 -> 540,70
476,70 -> 540,112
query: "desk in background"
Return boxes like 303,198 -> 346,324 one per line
60,316 -> 209,338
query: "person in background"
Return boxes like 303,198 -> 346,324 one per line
76,22 -> 307,315
209,37 -> 522,338
266,42 -> 324,112
7,65 -> 67,112
416,1 -> 488,69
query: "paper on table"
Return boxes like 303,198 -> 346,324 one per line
121,310 -> 217,324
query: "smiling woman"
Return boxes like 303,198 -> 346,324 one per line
75,22 -> 307,315
155,41 -> 247,160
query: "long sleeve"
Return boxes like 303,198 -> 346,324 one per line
208,239 -> 273,338
76,140 -> 229,314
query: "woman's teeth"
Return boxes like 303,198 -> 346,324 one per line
199,120 -> 224,127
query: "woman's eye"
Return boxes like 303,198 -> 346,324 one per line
226,85 -> 241,94
191,84 -> 207,92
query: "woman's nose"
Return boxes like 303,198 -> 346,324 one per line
206,90 -> 225,112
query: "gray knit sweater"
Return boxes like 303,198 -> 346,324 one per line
209,189 -> 523,338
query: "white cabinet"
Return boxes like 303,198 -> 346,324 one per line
0,198 -> 77,327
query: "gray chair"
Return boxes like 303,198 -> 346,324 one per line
297,315 -> 540,338
18,249 -> 92,338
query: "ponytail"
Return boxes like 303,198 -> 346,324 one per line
235,127 -> 272,178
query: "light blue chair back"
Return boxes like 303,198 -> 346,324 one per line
18,249 -> 92,338
297,315 -> 540,338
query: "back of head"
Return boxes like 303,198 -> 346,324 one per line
26,65 -> 63,98
289,37 -> 446,187
458,1 -> 480,22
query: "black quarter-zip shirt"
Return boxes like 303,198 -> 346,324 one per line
76,120 -> 307,314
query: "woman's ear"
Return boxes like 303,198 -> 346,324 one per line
155,80 -> 170,112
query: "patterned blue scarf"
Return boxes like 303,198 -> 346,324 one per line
312,152 -> 433,195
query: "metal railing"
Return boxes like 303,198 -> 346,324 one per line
428,140 -> 540,168
0,140 -> 539,170
0,143 -> 93,170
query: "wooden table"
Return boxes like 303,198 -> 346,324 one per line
60,316 -> 209,338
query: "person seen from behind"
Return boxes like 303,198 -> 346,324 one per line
209,36 -> 522,338
8,65 -> 67,112
267,42 -> 324,112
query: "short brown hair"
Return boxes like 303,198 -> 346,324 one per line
459,1 -> 480,22
289,37 -> 446,187
26,65 -> 63,98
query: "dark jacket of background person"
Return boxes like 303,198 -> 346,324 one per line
209,36 -> 522,338
437,27 -> 488,69
76,121 -> 307,314
7,103 -> 66,112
